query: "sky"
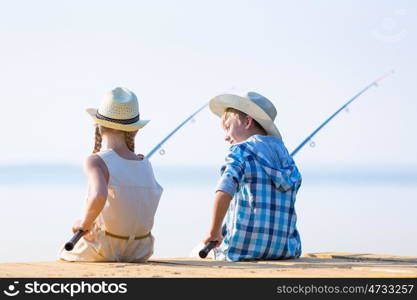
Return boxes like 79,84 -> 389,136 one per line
0,0 -> 416,171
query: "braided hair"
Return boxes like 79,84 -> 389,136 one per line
93,125 -> 103,153
92,125 -> 136,153
124,131 -> 135,152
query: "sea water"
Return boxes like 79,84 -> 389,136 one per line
0,164 -> 416,262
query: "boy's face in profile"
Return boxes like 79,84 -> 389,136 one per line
222,113 -> 250,145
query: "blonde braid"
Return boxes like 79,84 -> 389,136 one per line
93,125 -> 102,153
124,131 -> 135,152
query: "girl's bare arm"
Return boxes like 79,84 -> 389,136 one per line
74,155 -> 108,232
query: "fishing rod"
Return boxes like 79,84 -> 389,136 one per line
146,87 -> 238,159
290,70 -> 394,157
145,71 -> 393,161
146,103 -> 208,159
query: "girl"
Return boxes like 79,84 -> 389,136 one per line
58,87 -> 163,262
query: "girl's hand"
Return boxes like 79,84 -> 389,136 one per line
72,220 -> 94,241
72,219 -> 92,233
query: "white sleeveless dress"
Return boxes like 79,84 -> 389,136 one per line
58,149 -> 163,262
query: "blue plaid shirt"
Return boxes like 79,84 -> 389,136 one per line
214,135 -> 302,261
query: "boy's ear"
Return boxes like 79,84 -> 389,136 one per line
245,116 -> 254,129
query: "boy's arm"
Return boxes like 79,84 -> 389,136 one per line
73,155 -> 108,233
203,145 -> 244,246
203,191 -> 232,247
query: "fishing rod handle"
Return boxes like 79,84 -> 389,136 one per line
199,241 -> 218,258
64,230 -> 85,251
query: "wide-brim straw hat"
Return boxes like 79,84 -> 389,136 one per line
86,87 -> 149,132
209,91 -> 282,139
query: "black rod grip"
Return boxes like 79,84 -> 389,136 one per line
199,241 -> 217,258
64,230 -> 85,251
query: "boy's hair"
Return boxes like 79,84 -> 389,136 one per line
222,108 -> 267,135
93,125 -> 136,153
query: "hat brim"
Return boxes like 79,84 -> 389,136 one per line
209,94 -> 282,139
86,108 -> 149,132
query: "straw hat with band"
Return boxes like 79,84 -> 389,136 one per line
86,87 -> 149,132
209,91 -> 282,139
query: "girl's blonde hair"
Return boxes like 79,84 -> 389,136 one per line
93,125 -> 136,153
221,108 -> 267,134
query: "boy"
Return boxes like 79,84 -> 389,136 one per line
203,91 -> 302,261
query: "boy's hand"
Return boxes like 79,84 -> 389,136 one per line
204,191 -> 231,248
203,231 -> 223,247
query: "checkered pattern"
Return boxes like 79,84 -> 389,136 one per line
214,138 -> 302,261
